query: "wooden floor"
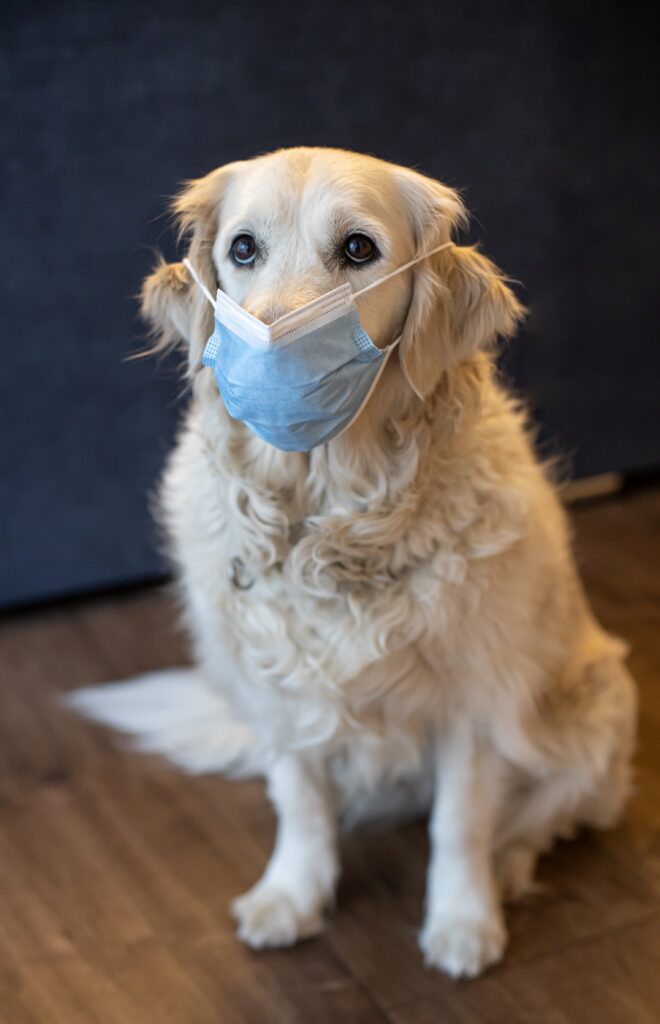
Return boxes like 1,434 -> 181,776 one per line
1,485 -> 659,1024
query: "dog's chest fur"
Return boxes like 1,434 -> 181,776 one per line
160,378 -> 534,758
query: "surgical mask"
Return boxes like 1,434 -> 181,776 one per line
183,240 -> 453,452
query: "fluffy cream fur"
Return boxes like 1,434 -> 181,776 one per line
68,148 -> 637,978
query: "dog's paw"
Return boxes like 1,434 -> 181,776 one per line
420,912 -> 506,978
231,885 -> 324,949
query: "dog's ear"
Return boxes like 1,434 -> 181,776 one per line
140,163 -> 241,372
395,169 -> 525,400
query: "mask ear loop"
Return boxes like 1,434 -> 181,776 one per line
351,240 -> 454,300
183,257 -> 217,309
352,241 -> 455,356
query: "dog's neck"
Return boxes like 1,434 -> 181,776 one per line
192,355 -> 489,589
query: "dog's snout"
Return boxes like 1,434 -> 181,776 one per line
246,300 -> 292,325
246,287 -> 323,326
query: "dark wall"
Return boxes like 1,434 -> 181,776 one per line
1,0 -> 658,607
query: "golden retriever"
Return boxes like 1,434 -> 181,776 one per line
69,147 -> 637,978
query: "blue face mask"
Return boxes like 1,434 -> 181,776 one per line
184,241 -> 453,452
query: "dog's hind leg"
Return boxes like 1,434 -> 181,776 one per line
494,654 -> 637,884
63,667 -> 261,777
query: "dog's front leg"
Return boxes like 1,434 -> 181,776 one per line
232,753 -> 338,948
420,719 -> 506,978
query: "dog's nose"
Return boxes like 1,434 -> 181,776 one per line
246,301 -> 292,325
246,289 -> 321,326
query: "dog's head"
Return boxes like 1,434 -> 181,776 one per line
142,147 -> 523,405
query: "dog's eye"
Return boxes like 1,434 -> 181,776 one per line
343,234 -> 377,264
230,234 -> 257,266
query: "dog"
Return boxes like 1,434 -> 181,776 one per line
68,147 -> 637,978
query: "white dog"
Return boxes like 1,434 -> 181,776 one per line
69,147 -> 637,978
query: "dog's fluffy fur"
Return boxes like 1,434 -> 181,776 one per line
68,148 -> 637,978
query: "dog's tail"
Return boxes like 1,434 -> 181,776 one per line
63,668 -> 261,777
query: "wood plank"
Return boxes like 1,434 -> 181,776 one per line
390,913 -> 660,1024
323,818 -> 657,1010
0,603 -> 387,1023
0,483 -> 657,1021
